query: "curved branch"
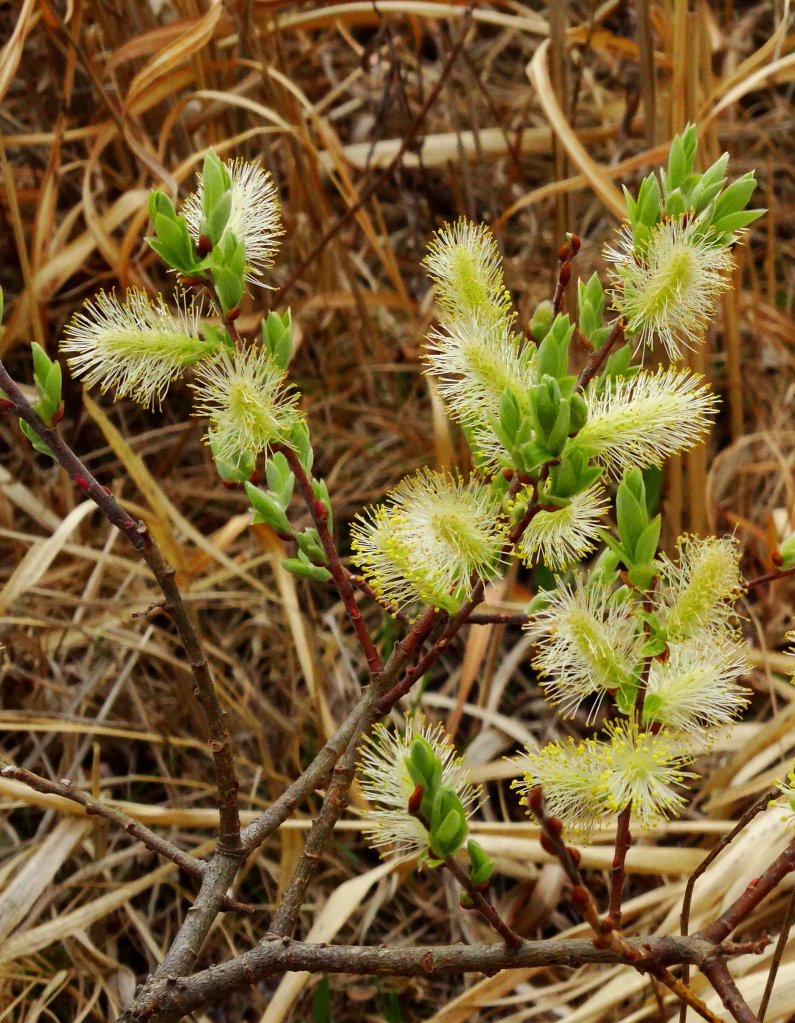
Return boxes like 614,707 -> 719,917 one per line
119,933 -> 738,1023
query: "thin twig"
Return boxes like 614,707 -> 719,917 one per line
757,885 -> 795,1021
608,804 -> 633,928
0,765 -> 251,913
0,360 -> 242,856
444,854 -> 523,952
700,956 -> 760,1023
745,564 -> 795,589
280,445 -> 384,676
576,319 -> 625,391
552,233 -> 580,313
699,837 -> 795,945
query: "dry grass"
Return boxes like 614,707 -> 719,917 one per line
1,1 -> 795,1020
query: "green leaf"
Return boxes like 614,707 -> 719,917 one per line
265,451 -> 294,506
430,807 -> 466,858
200,151 -> 230,225
499,389 -> 521,441
19,419 -> 54,458
282,551 -> 332,583
203,189 -> 232,245
713,173 -> 757,220
262,309 -> 293,369
149,189 -> 176,222
636,174 -> 661,228
712,208 -> 765,238
633,516 -> 661,566
467,839 -> 494,888
213,267 -> 244,314
616,480 -> 646,557
408,737 -> 442,795
666,134 -> 688,193
296,528 -> 327,565
245,482 -> 292,534
614,679 -> 639,716
31,341 -> 52,388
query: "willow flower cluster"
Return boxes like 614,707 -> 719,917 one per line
45,127 -> 765,870
358,715 -> 480,860
350,470 -> 505,615
58,153 -> 298,473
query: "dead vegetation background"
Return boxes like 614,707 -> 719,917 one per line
1,1 -> 795,1021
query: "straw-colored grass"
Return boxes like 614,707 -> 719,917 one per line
1,1 -> 794,1021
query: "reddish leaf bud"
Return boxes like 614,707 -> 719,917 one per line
546,816 -> 563,839
558,262 -> 571,288
569,233 -> 581,255
558,241 -> 570,263
51,402 -> 65,425
570,885 -> 589,906
313,499 -> 328,522
525,785 -> 545,816
772,549 -> 784,567
0,397 -> 16,413
102,485 -> 112,496
75,474 -> 90,492
539,833 -> 557,856
408,783 -> 424,816
197,235 -> 213,257
226,307 -> 241,322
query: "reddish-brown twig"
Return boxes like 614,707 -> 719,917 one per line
280,445 -> 384,676
608,804 -> 633,929
576,318 -> 625,391
552,233 -> 580,313
679,788 -> 777,1023
699,838 -> 795,945
444,854 -> 523,953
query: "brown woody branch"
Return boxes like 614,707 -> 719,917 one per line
576,319 -> 625,391
444,854 -> 523,952
699,837 -> 795,945
0,360 -> 242,858
280,445 -> 384,676
699,956 -> 760,1023
527,786 -> 724,1023
0,764 -> 251,914
116,932 -> 758,1023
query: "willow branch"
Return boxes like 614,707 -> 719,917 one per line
444,855 -> 523,952
700,956 -> 760,1023
0,764 -> 250,913
280,445 -> 383,676
576,319 -> 625,391
699,837 -> 795,945
608,804 -> 633,928
0,360 -> 241,856
117,932 -> 758,1023
527,786 -> 722,1023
